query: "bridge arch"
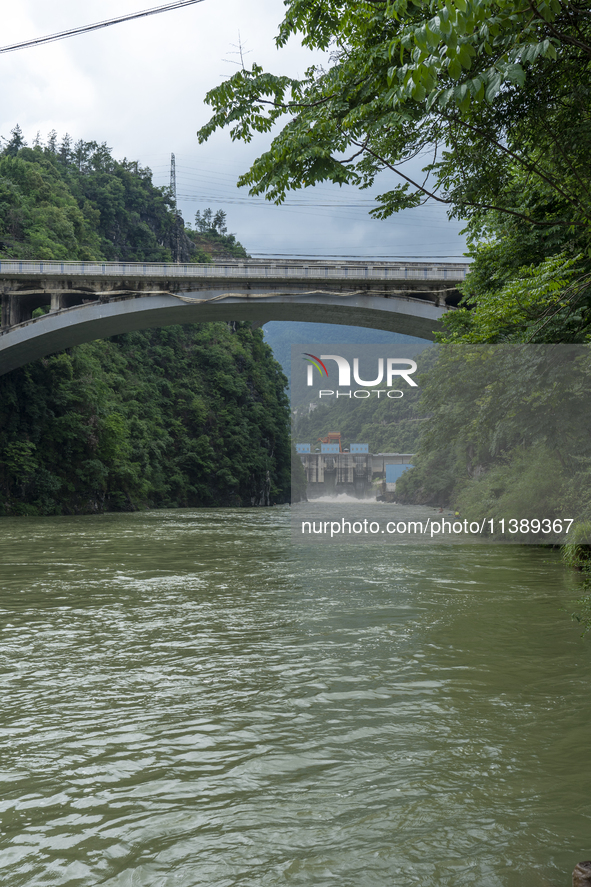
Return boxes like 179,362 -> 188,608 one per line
0,292 -> 450,376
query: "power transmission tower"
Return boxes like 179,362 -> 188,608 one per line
169,152 -> 176,204
169,153 -> 181,262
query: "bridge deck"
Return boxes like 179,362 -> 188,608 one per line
0,259 -> 470,375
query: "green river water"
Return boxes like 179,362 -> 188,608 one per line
0,506 -> 589,886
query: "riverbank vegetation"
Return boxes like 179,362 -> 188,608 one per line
0,322 -> 290,515
0,131 -> 290,514
562,522 -> 591,634
396,345 -> 591,516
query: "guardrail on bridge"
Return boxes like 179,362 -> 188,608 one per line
0,259 -> 469,282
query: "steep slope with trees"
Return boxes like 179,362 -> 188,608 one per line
0,126 -> 247,263
0,130 -> 289,515
190,208 -> 248,259
0,323 -> 290,515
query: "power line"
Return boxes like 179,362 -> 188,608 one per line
177,194 -> 465,231
0,0 -> 205,54
177,194 -> 381,207
148,159 -> 461,219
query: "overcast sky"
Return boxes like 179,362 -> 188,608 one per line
1,0 -> 468,261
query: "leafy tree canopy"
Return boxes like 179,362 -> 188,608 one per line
198,0 -> 591,342
198,0 -> 590,229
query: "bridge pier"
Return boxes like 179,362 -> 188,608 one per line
1,290 -> 101,329
2,293 -> 29,328
1,291 -> 54,328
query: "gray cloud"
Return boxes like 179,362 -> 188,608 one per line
1,0 -> 467,260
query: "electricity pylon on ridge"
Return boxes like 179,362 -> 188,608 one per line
170,152 -> 176,205
169,152 -> 181,262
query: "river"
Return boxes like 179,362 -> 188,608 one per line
0,507 -> 589,886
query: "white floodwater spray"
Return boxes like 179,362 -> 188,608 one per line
307,492 -> 382,504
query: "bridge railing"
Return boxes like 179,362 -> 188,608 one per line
0,259 -> 469,281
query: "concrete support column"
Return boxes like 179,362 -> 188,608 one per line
1,294 -> 9,329
8,294 -> 22,327
50,292 -> 63,312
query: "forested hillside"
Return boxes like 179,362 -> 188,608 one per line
395,347 -> 591,543
0,125 -> 246,263
0,129 -> 288,515
0,323 -> 290,515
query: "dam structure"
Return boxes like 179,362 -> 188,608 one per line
296,445 -> 414,499
0,258 -> 469,375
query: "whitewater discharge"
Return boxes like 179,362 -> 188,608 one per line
306,492 -> 381,504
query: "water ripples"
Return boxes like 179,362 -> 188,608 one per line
0,509 -> 589,885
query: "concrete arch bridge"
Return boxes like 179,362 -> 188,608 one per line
0,258 -> 468,375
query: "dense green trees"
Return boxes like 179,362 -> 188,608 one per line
442,208 -> 591,343
0,150 -> 103,261
0,129 -> 250,264
0,131 -> 290,514
0,323 -> 291,515
395,346 -> 591,536
0,130 -> 183,261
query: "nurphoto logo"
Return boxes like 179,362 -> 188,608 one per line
302,353 -> 418,398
